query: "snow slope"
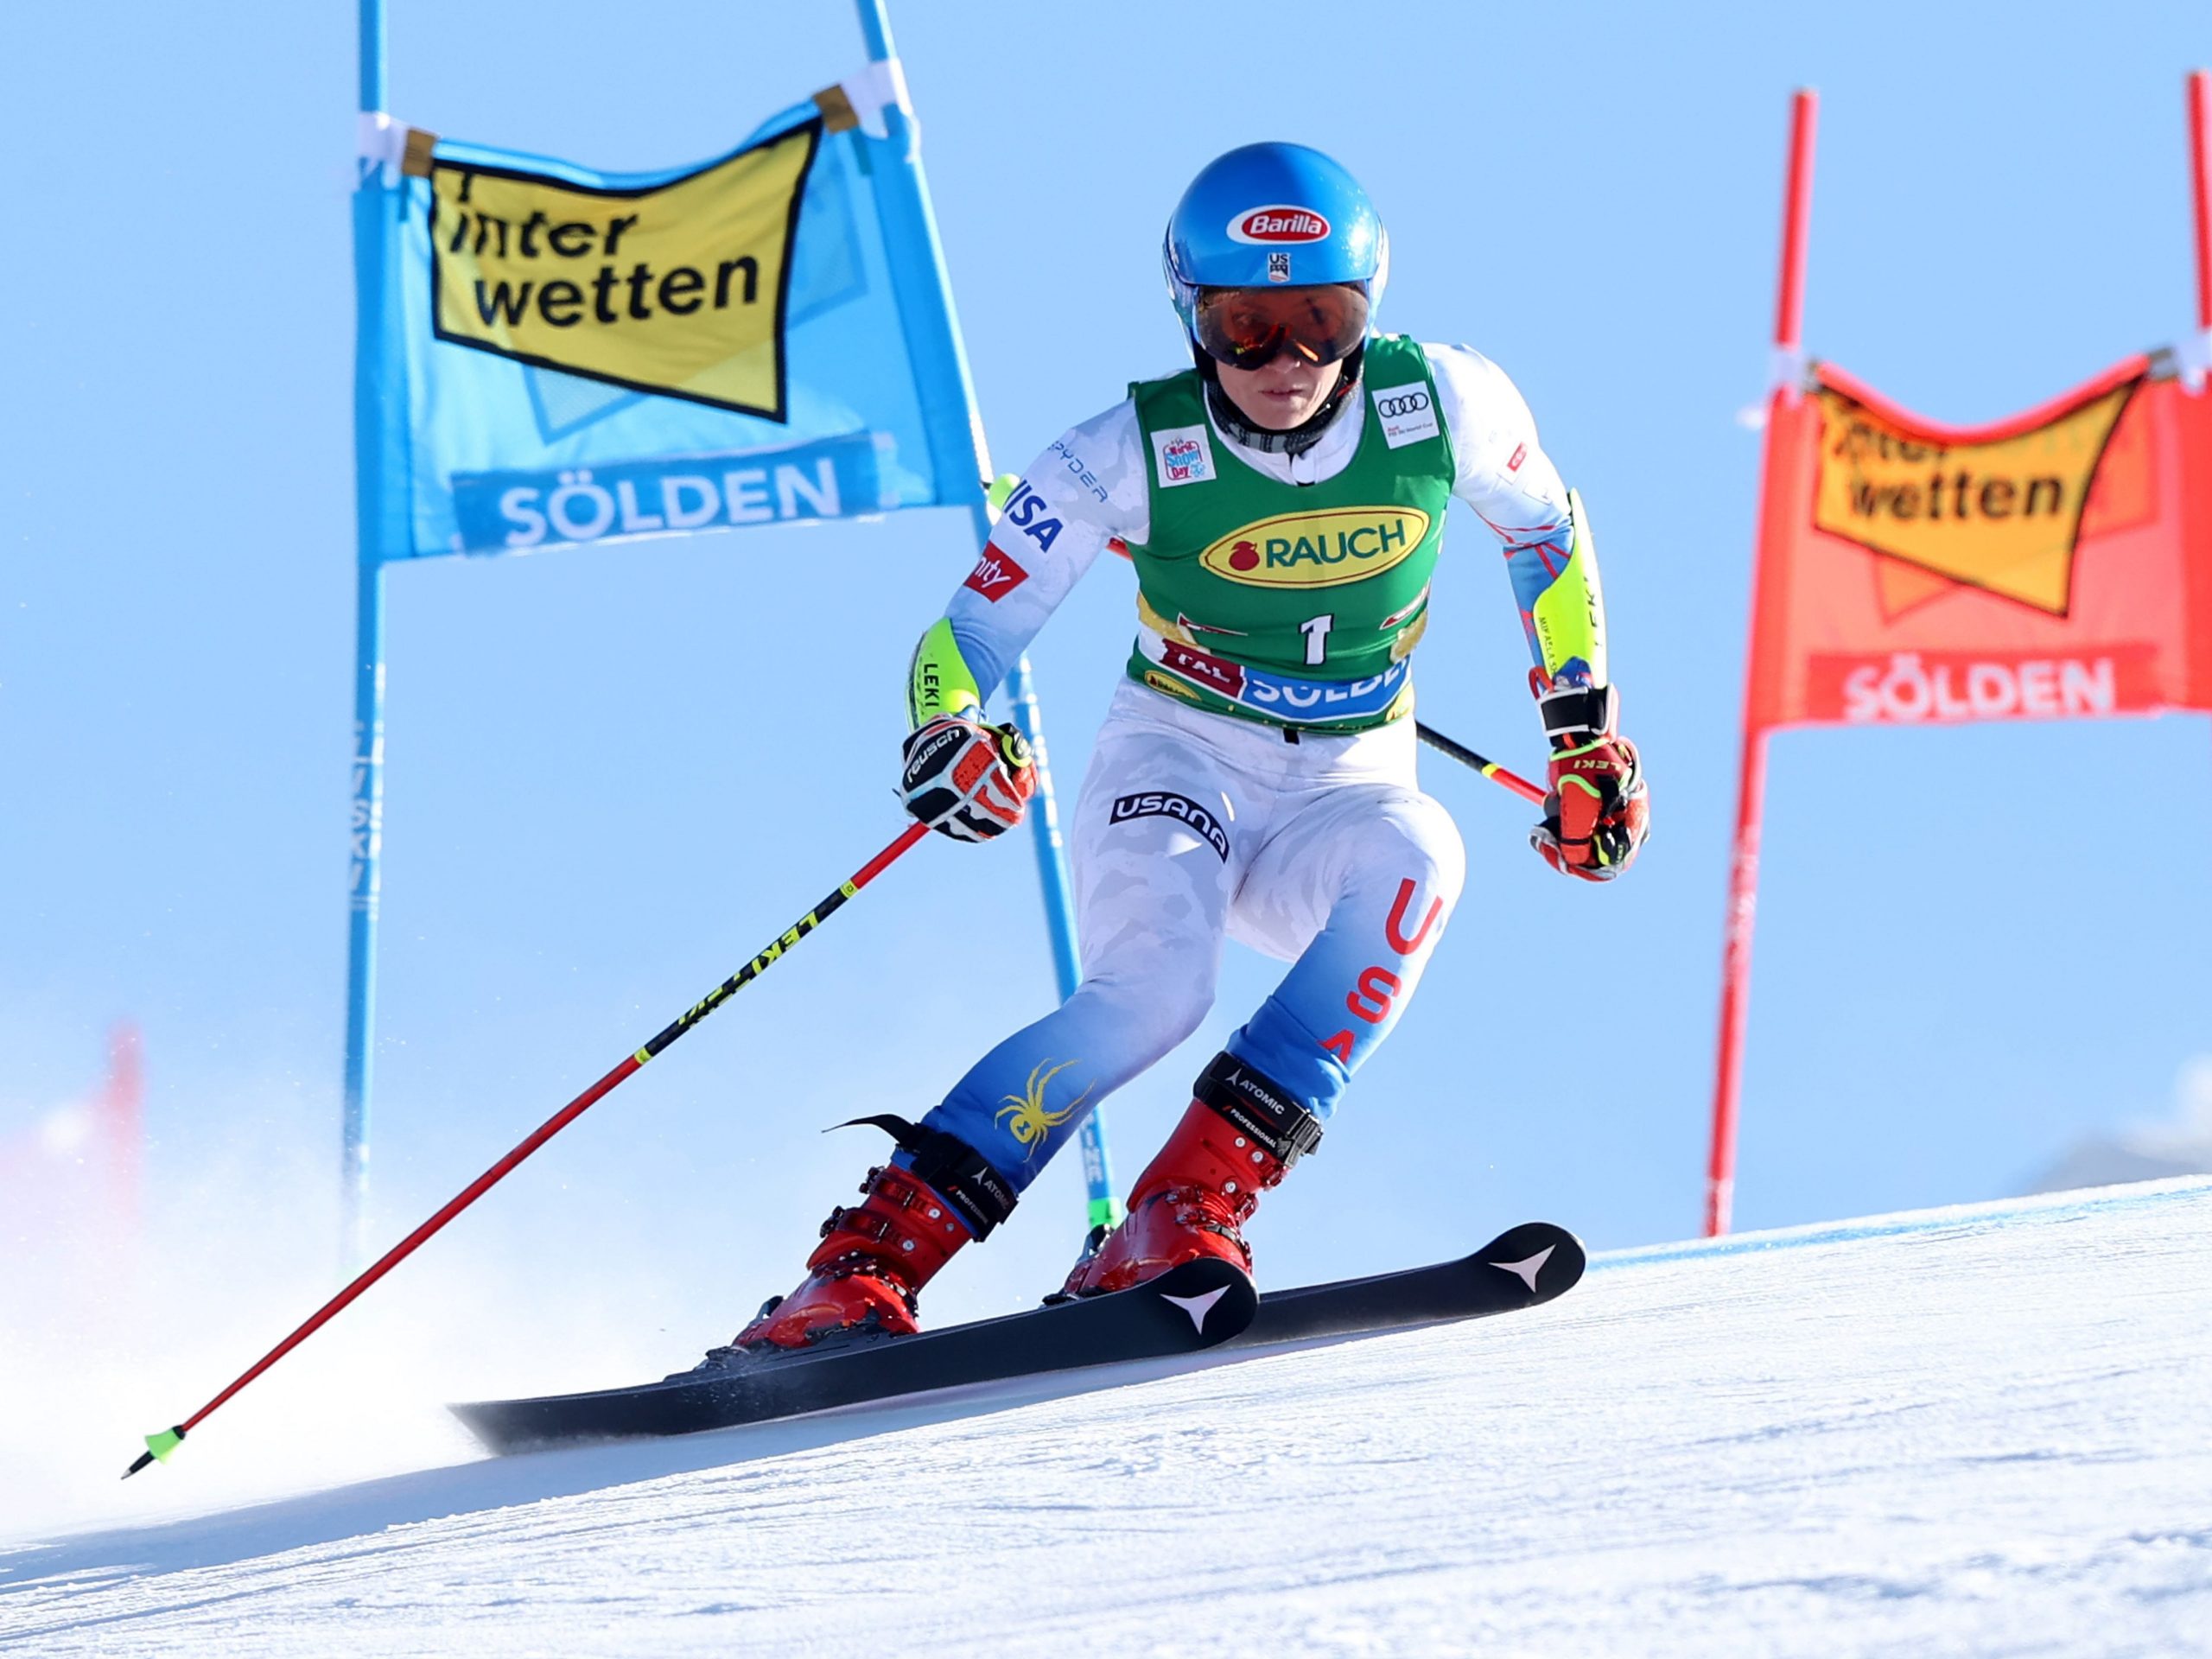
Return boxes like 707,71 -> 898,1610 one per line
4,1179 -> 2209,1657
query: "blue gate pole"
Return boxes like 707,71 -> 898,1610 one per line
854,0 -> 1119,1235
341,567 -> 386,1268
343,0 -> 403,1268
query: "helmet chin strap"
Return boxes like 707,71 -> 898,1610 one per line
1197,343 -> 1365,458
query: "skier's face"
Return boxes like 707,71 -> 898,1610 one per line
1215,354 -> 1344,431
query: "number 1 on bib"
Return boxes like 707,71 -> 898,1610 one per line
1300,613 -> 1334,666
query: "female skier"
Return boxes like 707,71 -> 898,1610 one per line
734,142 -> 1647,1350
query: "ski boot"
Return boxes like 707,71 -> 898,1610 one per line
1058,1054 -> 1321,1299
734,1116 -> 1017,1352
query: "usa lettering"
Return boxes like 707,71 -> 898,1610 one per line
1001,480 -> 1065,553
1320,877 -> 1446,1064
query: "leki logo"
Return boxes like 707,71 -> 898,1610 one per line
994,1058 -> 1090,1158
1227,205 -> 1331,245
1199,506 -> 1432,588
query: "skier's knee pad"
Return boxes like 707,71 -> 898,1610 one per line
1346,797 -> 1465,967
1374,793 -> 1467,910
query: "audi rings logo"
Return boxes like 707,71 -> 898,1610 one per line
1370,379 -> 1442,449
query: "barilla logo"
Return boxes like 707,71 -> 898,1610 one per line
1227,205 -> 1331,245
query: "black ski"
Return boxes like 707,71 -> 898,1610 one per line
451,1224 -> 1582,1456
1227,1220 -> 1584,1350
451,1255 -> 1258,1455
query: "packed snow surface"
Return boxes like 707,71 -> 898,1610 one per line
4,1179 -> 2209,1656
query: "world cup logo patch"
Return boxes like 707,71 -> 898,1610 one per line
1151,424 -> 1215,489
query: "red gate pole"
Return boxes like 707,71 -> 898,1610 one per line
105,1022 -> 143,1247
1706,87 -> 1818,1238
2188,70 -> 2210,340
2186,73 -> 2212,807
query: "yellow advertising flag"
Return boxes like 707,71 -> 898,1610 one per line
1811,378 -> 2136,619
1742,354 -> 2212,734
429,122 -> 818,420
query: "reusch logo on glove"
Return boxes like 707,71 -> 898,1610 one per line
1226,206 -> 1331,244
901,724 -> 966,787
1198,506 -> 1432,588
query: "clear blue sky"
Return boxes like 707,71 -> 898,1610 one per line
3,1 -> 2208,1344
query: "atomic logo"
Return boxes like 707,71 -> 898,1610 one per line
1161,1284 -> 1231,1333
1491,1246 -> 1555,1293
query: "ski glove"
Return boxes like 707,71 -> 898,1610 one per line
899,715 -> 1037,843
1529,680 -> 1649,882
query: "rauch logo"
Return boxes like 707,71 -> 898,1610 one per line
1226,206 -> 1332,245
1198,505 -> 1433,589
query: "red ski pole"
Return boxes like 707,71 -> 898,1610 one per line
124,822 -> 931,1478
1414,721 -> 1546,806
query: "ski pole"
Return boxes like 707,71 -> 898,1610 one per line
124,821 -> 931,1478
1414,721 -> 1546,806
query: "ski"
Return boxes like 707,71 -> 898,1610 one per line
450,1255 -> 1257,1455
1227,1220 -> 1585,1350
453,1223 -> 1581,1455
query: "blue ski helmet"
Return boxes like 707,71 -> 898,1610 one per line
1163,143 -> 1389,349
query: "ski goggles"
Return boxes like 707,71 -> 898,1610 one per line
1193,283 -> 1370,372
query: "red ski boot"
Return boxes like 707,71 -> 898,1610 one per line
734,1116 -> 1017,1351
1060,1054 -> 1321,1299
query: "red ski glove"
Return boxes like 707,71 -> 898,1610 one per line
1529,681 -> 1649,882
899,715 -> 1037,843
